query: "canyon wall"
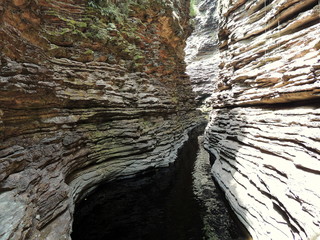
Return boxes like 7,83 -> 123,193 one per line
190,0 -> 320,239
0,0 -> 204,239
185,0 -> 220,104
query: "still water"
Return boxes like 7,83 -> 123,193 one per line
72,131 -> 250,240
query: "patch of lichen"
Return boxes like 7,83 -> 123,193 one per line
84,0 -> 152,65
43,2 -> 149,68
43,0 -> 187,77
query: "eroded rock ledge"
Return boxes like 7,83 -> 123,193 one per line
0,0 -> 203,239
200,0 -> 320,239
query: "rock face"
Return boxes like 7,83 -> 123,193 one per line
197,0 -> 320,239
0,0 -> 203,239
185,0 -> 220,104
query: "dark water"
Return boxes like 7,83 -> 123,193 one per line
71,130 -> 250,240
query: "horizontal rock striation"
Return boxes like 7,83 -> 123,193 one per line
205,106 -> 320,240
210,0 -> 320,107
185,0 -> 220,104
0,0 -> 203,239
202,0 -> 320,239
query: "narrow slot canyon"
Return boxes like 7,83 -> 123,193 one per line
71,127 -> 250,240
0,0 -> 320,240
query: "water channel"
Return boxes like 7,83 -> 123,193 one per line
71,128 -> 251,240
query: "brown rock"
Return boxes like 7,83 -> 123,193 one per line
12,0 -> 28,7
0,0 -> 202,239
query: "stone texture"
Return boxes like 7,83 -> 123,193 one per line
0,0 -> 204,239
205,107 -> 320,240
210,0 -> 320,107
185,0 -> 221,104
193,135 -> 251,240
199,0 -> 320,239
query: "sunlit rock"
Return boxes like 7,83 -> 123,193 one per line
201,0 -> 320,239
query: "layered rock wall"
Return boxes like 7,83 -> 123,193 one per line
185,0 -> 220,104
202,0 -> 320,239
0,0 -> 203,239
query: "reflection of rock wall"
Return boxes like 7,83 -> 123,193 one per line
0,0 -> 202,239
203,0 -> 320,239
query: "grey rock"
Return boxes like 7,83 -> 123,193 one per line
195,0 -> 320,239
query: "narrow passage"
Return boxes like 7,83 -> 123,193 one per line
72,128 -> 250,240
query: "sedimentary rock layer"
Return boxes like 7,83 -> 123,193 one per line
210,0 -> 320,107
202,0 -> 320,239
205,107 -> 320,240
0,0 -> 202,239
185,0 -> 220,104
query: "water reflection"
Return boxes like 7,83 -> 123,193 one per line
72,131 -> 250,240
193,136 -> 251,240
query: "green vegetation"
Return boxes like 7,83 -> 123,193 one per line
189,0 -> 198,18
85,0 -> 148,65
84,49 -> 94,55
44,0 -> 172,69
87,0 -> 139,23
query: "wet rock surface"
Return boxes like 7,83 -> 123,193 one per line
193,136 -> 251,240
72,130 -> 203,240
72,130 -> 250,240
